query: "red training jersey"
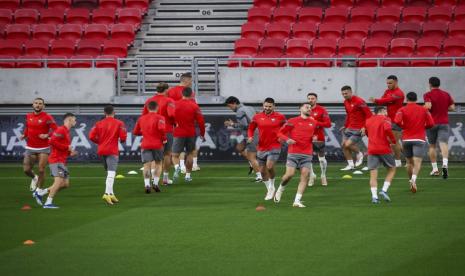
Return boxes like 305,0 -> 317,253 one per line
48,125 -> 71,164
89,117 -> 127,156
278,116 -> 318,155
374,87 -> 405,122
365,114 -> 396,155
344,95 -> 373,130
173,99 -> 205,138
23,111 -> 57,149
167,85 -> 196,102
423,88 -> 454,124
142,94 -> 176,133
310,104 -> 331,142
394,103 -> 434,141
133,113 -> 166,150
248,111 -> 286,151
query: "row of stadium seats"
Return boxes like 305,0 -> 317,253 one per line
0,24 -> 135,44
0,8 -> 143,28
254,0 -> 465,9
241,22 -> 465,40
247,6 -> 465,25
0,54 -> 118,68
0,0 -> 149,13
0,38 -> 128,57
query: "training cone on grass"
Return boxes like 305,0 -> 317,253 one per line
21,204 -> 31,211
127,170 -> 137,175
353,170 -> 363,175
115,174 -> 125,179
23,240 -> 35,245
342,175 -> 352,179
256,205 -> 266,211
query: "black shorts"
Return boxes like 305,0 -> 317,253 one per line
102,155 -> 118,171
403,141 -> 427,158
141,149 -> 164,163
172,136 -> 196,154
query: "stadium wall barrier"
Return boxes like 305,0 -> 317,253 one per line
220,67 -> 465,103
0,69 -> 115,104
2,114 -> 465,162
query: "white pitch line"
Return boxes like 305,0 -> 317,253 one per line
1,176 -> 465,180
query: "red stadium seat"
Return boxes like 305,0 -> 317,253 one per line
376,7 -> 402,23
16,55 -> 43,68
323,7 -> 349,24
247,7 -> 273,24
286,38 -> 310,55
14,9 -> 38,24
0,9 -> 13,25
0,25 -> 4,39
305,0 -> 329,7
252,53 -> 283,67
358,53 -> 382,67
410,54 -> 437,67
45,55 -> 68,68
72,0 -> 98,9
416,38 -> 442,56
312,38 -> 338,55
443,38 -> 465,55
454,6 -> 465,22
125,0 -> 149,14
344,22 -> 370,39
331,0 -> 355,8
380,0 -> 405,8
297,7 -> 323,24
117,8 -> 142,29
99,0 -> 123,10
69,54 -> 93,68
32,24 -> 57,41
370,22 -> 396,39
102,39 -> 127,57
396,22 -> 421,38
279,0 -> 303,8
273,7 -> 297,24
92,8 -> 116,25
58,24 -> 82,41
433,0 -> 459,6
402,7 -> 426,23
96,55 -> 118,69
338,38 -> 363,55
234,38 -> 260,55
0,0 -> 20,11
292,23 -> 317,39
427,7 -> 453,24
50,39 -> 75,57
0,55 -> 16,68
110,24 -> 134,44
406,0 -> 432,7
84,24 -> 109,40
364,38 -> 390,54
448,22 -> 465,38
437,53 -> 465,67
253,0 -> 277,9
39,9 -> 65,24
47,0 -> 71,10
76,39 -> 102,57
382,54 -> 410,67
21,0 -> 45,9
6,24 -> 30,40
390,37 -> 415,55
0,39 -> 23,56
259,38 -> 285,54
281,54 -> 306,66
266,22 -> 291,39
66,8 -> 90,24
305,54 -> 333,67
350,7 -> 375,23
241,22 -> 266,40
421,22 -> 447,39
355,0 -> 380,7
318,23 -> 344,39
227,54 -> 253,67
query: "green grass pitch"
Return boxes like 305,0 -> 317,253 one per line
0,162 -> 465,275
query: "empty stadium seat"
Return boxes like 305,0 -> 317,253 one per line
273,7 -> 297,24
410,54 -> 437,67
32,24 -> 56,41
96,55 -> 118,69
402,7 -> 426,23
390,37 -> 415,55
21,0 -> 45,9
318,23 -> 344,39
253,0 -> 277,9
376,7 -> 402,23
380,0 -> 405,8
14,9 -> 38,24
443,38 -> 465,55
281,54 -> 306,66
0,55 -> 16,68
117,8 -> 142,29
355,0 -> 380,7
331,0 -> 355,8
416,37 -> 442,55
241,22 -> 266,40
72,0 -> 98,9
58,24 -> 83,41
84,24 -> 109,40
125,0 -> 149,14
292,23 -> 317,39
279,0 -> 303,9
110,24 -> 135,44
305,54 -> 333,67
421,22 -> 448,39
69,54 -> 93,68
102,39 -> 127,57
350,7 -> 375,23
39,9 -> 65,24
455,6 -> 465,22
338,38 -> 363,55
47,0 -> 71,10
406,0 -> 432,7
0,25 -> 4,39
427,6 -> 453,23
364,38 -> 390,54
0,0 -> 20,11
382,54 -> 410,67
50,39 -> 75,57
6,24 -> 30,40
312,38 -> 338,55
266,22 -> 291,39
92,8 -> 116,25
358,53 -> 382,67
252,53 -> 283,67
434,0 -> 459,6
45,55 -> 68,68
305,0 -> 329,7
437,53 -> 465,66
227,54 -> 253,67
323,7 -> 349,24
247,7 -> 273,24
66,8 -> 90,24
448,22 -> 465,38
286,38 -> 310,55
0,39 -> 23,56
259,38 -> 285,54
370,22 -> 396,39
76,39 -> 102,57
234,38 -> 260,55
99,0 -> 123,10
297,7 -> 323,24
396,22 -> 421,38
16,55 -> 43,68
344,22 -> 370,39
0,9 -> 13,25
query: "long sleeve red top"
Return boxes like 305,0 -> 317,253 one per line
133,113 -> 166,150
278,116 -> 318,155
373,87 -> 405,122
394,103 -> 435,141
365,114 -> 396,155
89,117 -> 127,156
310,104 -> 331,142
142,94 -> 176,133
344,95 -> 373,129
23,111 -> 57,149
248,111 -> 286,151
173,99 -> 205,138
48,126 -> 71,164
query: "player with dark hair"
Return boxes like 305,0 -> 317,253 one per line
89,105 -> 127,205
423,76 -> 455,178
247,97 -> 286,200
369,75 -> 405,167
364,106 -> 397,204
395,92 -> 434,193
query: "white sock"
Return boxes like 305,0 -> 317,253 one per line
256,172 -> 262,179
144,178 -> 150,187
186,173 -> 191,178
382,181 -> 390,192
105,171 -> 115,194
432,162 -> 438,171
277,184 -> 285,192
442,158 -> 448,168
395,159 -> 402,167
371,187 -> 378,199
294,193 -> 303,203
347,160 -> 354,167
411,174 -> 417,183
180,160 -> 185,168
45,196 -> 53,205
318,156 -> 327,177
174,164 -> 180,170
163,172 -> 169,179
270,178 -> 275,190
153,176 -> 160,186
264,179 -> 271,191
193,157 -> 198,167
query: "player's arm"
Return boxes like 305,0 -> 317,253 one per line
317,110 -> 331,128
49,129 -> 70,151
247,115 -> 257,138
167,100 -> 176,119
133,119 -> 142,136
360,102 -> 373,119
448,95 -> 455,111
372,93 -> 402,105
278,122 -> 294,144
195,108 -> 206,138
22,116 -> 28,140
88,125 -> 99,144
394,110 -> 404,128
425,111 -> 435,129
141,99 -> 149,115
47,115 -> 58,132
423,93 -> 432,110
343,105 -> 350,129
158,118 -> 167,142
384,121 -> 396,144
119,122 -> 128,143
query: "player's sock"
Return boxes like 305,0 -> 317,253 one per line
264,179 -> 272,191
382,181 -> 390,192
395,159 -> 402,167
270,178 -> 276,190
294,193 -> 303,203
277,185 -> 285,192
174,164 -> 180,170
38,188 -> 49,196
371,187 -> 378,199
193,157 -> 198,167
347,160 -> 354,168
45,196 -> 53,205
106,171 -> 115,194
180,160 -> 185,169
152,176 -> 160,186
442,158 -> 448,168
411,174 -> 417,183
163,172 -> 169,180
256,172 -> 262,179
186,173 -> 191,178
318,156 -> 327,177
144,178 -> 150,187
432,162 -> 438,171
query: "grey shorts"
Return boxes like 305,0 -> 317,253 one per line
312,141 -> 325,155
367,154 -> 396,170
391,123 -> 402,132
427,124 -> 450,144
286,154 -> 313,169
244,131 -> 258,153
102,155 -> 118,171
49,163 -> 69,179
403,141 -> 427,158
24,147 -> 50,156
164,133 -> 174,153
343,128 -> 362,143
257,149 -> 281,166
141,149 -> 164,163
172,136 -> 196,154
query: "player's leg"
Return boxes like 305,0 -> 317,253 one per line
184,137 -> 196,181
179,152 -> 186,173
438,125 -> 450,179
143,160 -> 152,193
342,139 -> 356,170
171,138 -> 184,179
274,166 -> 296,203
317,148 -> 328,186
192,148 -> 200,171
293,166 -> 310,208
379,154 -> 396,202
152,152 -> 163,192
257,152 -> 270,197
101,156 -> 115,204
247,150 -> 262,182
23,153 -> 38,191
392,129 -> 403,167
36,153 -> 48,189
367,155 -> 379,203
43,164 -> 70,208
427,126 -> 440,175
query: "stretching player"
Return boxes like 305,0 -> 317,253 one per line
35,113 -> 78,209
307,92 -> 331,186
89,105 -> 127,205
134,101 -> 166,193
225,96 -> 262,182
21,98 -> 57,194
394,92 -> 434,193
369,75 -> 405,167
364,106 -> 397,204
247,97 -> 286,200
143,82 -> 176,185
423,77 -> 455,178
274,103 -> 318,208
340,85 -> 372,171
